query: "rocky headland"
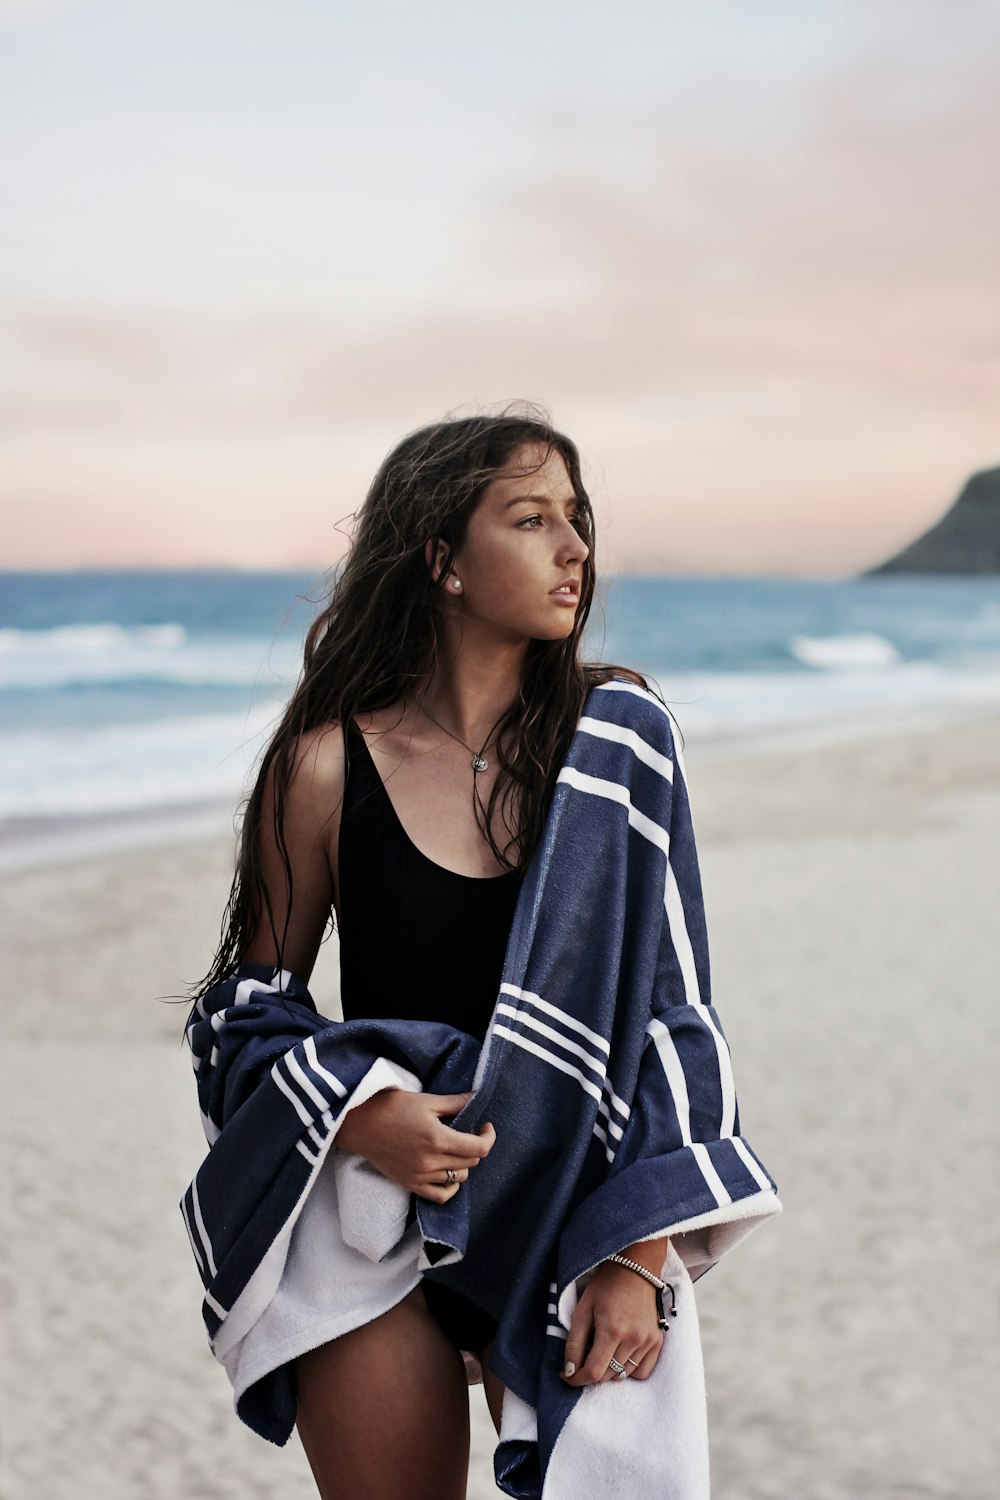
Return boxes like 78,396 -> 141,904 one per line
863,463 -> 1000,574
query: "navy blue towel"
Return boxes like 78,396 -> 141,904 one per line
181,680 -> 781,1497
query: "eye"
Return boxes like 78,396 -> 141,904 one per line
516,514 -> 544,529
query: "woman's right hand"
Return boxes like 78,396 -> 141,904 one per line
335,1089 -> 496,1202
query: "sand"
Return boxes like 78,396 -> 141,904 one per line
2,708 -> 997,1499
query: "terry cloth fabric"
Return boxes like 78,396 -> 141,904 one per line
180,679 -> 782,1498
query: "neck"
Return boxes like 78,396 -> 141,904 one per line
417,624 -> 528,747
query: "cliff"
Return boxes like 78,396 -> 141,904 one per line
862,464 -> 1000,575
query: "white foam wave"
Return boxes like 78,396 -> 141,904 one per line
0,710 -> 278,819
2,660 -> 998,822
0,622 -> 187,651
0,622 -> 299,689
788,633 -> 901,670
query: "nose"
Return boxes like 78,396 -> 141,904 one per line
557,513 -> 589,565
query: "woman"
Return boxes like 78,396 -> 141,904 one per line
183,404 -> 780,1500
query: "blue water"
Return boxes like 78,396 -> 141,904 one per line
2,569 -> 999,821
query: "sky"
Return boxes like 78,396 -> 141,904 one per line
1,0 -> 998,576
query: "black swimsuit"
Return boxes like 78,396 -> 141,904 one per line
338,717 -> 522,1354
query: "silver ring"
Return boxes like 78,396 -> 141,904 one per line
607,1357 -> 629,1379
445,1168 -> 457,1184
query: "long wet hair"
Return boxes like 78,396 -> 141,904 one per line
192,402 -> 655,1000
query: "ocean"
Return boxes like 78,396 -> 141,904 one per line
2,569 -> 999,857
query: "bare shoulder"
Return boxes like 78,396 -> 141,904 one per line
288,722 -> 347,794
267,722 -> 348,837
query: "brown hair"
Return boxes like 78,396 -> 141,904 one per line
192,401 -> 652,1000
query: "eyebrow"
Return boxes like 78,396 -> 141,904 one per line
502,493 -> 581,511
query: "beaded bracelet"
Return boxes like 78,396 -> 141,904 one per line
603,1253 -> 678,1331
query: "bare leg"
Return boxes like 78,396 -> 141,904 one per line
478,1339 -> 507,1437
295,1284 -> 471,1500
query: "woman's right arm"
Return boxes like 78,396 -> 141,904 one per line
240,725 -> 345,984
241,725 -> 495,1202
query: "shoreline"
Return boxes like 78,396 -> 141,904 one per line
4,696 -> 997,876
0,797 -> 237,875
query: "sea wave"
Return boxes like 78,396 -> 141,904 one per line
0,622 -> 299,691
787,632 -> 901,670
0,622 -> 188,651
0,710 -> 277,819
3,661 -> 999,821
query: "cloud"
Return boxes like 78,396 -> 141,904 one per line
3,37 -> 996,427
2,9 -> 998,571
0,0 -> 78,19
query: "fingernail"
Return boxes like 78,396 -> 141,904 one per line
563,1361 -> 576,1377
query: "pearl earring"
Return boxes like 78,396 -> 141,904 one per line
451,578 -> 462,591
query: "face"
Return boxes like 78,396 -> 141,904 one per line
440,443 -> 591,643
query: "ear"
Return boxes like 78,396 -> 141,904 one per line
425,536 -> 451,585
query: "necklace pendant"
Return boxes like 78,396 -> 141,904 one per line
472,753 -> 489,773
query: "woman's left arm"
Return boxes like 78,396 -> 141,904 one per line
560,1234 -> 669,1386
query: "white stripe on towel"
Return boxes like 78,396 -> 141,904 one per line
190,1178 -> 218,1278
577,715 -> 674,782
271,1059 -> 315,1125
699,1007 -> 737,1138
556,767 -> 671,861
665,862 -> 701,1005
495,1004 -> 607,1080
493,1026 -> 603,1105
179,1194 -> 205,1276
646,1016 -> 692,1147
304,1035 -> 347,1098
499,984 -> 611,1055
732,1137 -> 772,1192
286,1051 -> 330,1112
691,1141 -> 731,1206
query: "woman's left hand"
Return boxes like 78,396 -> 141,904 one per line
559,1259 -> 665,1386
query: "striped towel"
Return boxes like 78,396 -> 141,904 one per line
181,679 -> 781,1497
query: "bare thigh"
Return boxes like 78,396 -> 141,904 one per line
479,1341 -> 506,1436
295,1285 -> 471,1500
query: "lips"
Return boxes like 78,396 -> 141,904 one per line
549,579 -> 580,598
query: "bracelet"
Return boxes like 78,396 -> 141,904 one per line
604,1253 -> 665,1290
603,1253 -> 678,1331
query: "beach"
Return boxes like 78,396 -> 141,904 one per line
2,707 -> 997,1499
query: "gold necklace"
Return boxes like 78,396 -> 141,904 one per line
418,702 -> 495,773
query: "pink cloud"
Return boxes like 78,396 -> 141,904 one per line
2,41 -> 998,572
